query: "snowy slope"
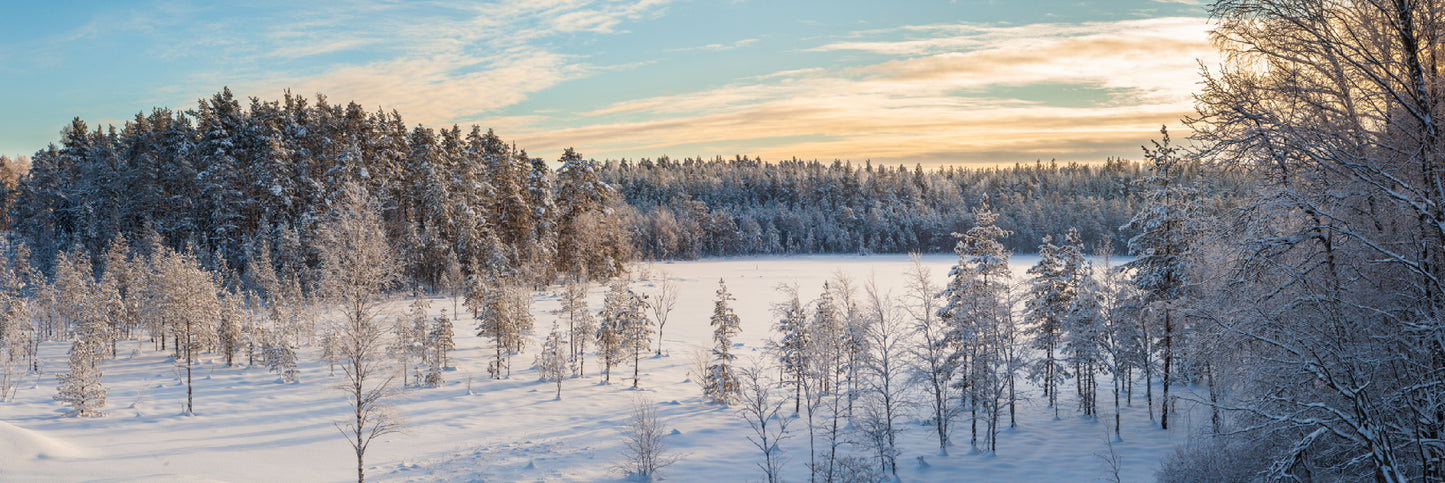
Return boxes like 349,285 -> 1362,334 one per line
0,254 -> 1198,482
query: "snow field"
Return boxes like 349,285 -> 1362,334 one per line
1,254 -> 1196,482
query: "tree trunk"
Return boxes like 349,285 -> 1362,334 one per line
1162,308 -> 1172,430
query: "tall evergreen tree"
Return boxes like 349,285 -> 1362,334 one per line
706,279 -> 742,404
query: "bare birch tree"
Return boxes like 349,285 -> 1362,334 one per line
316,183 -> 403,483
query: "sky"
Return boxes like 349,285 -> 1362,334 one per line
0,0 -> 1216,166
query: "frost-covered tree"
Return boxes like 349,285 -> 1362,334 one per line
647,271 -> 677,356
903,255 -> 956,455
534,323 -> 568,399
471,271 -> 534,381
1054,229 -> 1102,418
737,363 -> 793,483
146,245 -> 221,415
620,287 -> 653,389
0,255 -> 32,402
315,183 -> 402,483
855,277 -> 907,476
614,397 -> 680,482
705,278 -> 742,404
54,300 -> 109,417
473,277 -> 533,380
426,311 -> 454,382
1163,0 -> 1445,478
393,294 -> 430,386
98,233 -> 141,355
217,289 -> 247,367
554,148 -> 626,280
1121,127 -> 1194,431
595,278 -> 638,384
260,326 -> 298,383
939,204 -> 1013,452
554,276 -> 593,376
1024,235 -> 1068,417
770,282 -> 808,414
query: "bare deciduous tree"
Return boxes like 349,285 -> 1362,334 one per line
614,396 -> 680,482
316,183 -> 403,483
737,362 -> 793,483
648,271 -> 677,356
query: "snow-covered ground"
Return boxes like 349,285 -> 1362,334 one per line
0,254 -> 1199,482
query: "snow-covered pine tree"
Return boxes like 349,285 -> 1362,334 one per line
217,289 -> 247,367
428,311 -> 454,374
553,148 -> 625,279
1053,229 -> 1100,418
523,152 -> 556,281
146,245 -> 221,415
260,326 -> 298,383
939,203 -> 1013,452
705,279 -> 742,404
619,287 -> 653,389
473,276 -> 533,379
1023,234 -> 1072,418
50,247 -> 93,339
394,294 -> 430,386
595,278 -> 630,384
54,289 -> 110,417
554,275 -> 593,376
770,282 -> 808,414
1121,127 -> 1195,431
534,322 -> 568,399
98,233 -> 140,354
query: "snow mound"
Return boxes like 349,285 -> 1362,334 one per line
0,420 -> 90,462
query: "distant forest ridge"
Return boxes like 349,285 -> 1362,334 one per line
0,88 -> 1243,284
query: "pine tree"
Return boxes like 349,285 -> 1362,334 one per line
595,278 -> 631,384
620,286 -> 652,389
770,282 -> 808,414
1024,235 -> 1071,417
217,290 -> 247,367
534,323 -> 569,399
260,326 -> 298,383
705,279 -> 742,404
54,296 -> 110,417
473,276 -> 533,379
939,203 -> 1013,452
428,311 -> 454,374
146,245 -> 221,415
1122,127 -> 1195,430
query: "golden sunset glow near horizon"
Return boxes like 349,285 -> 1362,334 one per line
0,1 -> 1215,166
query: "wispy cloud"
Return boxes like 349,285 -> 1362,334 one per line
96,0 -> 675,126
511,16 -> 1214,165
669,38 -> 760,52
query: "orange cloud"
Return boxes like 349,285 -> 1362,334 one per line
511,17 -> 1215,166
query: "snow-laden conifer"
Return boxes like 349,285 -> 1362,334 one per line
705,279 -> 741,404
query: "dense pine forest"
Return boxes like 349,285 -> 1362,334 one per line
606,155 -> 1239,258
0,87 -> 1242,287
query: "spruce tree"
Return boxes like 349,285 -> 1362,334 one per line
706,279 -> 742,404
55,296 -> 110,417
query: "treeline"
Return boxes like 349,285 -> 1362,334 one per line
0,87 -> 1249,291
4,88 -> 629,292
603,155 -> 1239,258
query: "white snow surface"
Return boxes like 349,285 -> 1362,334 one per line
0,254 -> 1201,482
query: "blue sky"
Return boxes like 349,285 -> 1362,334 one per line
0,0 -> 1213,165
